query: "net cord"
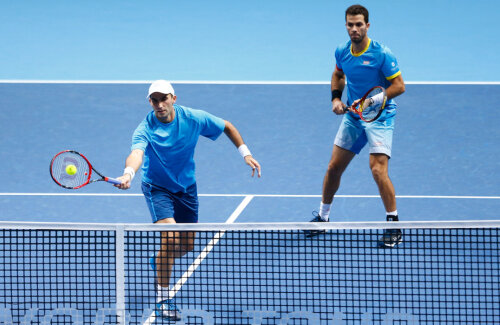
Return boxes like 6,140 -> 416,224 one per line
0,220 -> 499,231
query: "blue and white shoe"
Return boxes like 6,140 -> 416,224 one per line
304,212 -> 328,238
155,298 -> 181,321
378,229 -> 403,248
378,215 -> 403,248
151,254 -> 182,321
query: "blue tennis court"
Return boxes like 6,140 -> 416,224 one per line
0,82 -> 499,324
0,82 -> 499,223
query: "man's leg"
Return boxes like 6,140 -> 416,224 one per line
154,218 -> 195,321
321,113 -> 364,221
369,154 -> 396,213
153,218 -> 182,321
369,154 -> 402,247
322,145 -> 357,206
156,219 -> 196,284
305,145 -> 355,237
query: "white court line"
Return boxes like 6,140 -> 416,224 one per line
0,193 -> 499,199
0,80 -> 499,85
143,195 -> 254,325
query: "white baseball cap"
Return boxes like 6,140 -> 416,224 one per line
147,80 -> 175,98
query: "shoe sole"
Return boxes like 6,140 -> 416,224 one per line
155,308 -> 181,321
378,236 -> 403,248
155,312 -> 181,321
305,230 -> 327,238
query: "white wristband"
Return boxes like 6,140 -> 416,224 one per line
124,166 -> 135,181
370,92 -> 385,106
237,144 -> 252,158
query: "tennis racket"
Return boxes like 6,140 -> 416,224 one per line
50,150 -> 121,189
347,86 -> 387,122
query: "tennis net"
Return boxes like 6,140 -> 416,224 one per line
0,220 -> 498,324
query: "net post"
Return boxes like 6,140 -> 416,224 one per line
115,224 -> 126,324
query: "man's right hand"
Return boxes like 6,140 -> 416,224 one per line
332,98 -> 347,115
114,174 -> 132,190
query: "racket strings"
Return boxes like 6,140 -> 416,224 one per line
361,103 -> 379,120
50,152 -> 91,188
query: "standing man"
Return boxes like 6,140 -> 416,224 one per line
115,80 -> 261,321
305,4 -> 405,247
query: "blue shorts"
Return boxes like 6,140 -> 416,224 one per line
334,108 -> 396,157
141,181 -> 199,224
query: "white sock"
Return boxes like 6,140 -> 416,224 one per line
157,284 -> 172,302
319,202 -> 331,221
386,210 -> 398,222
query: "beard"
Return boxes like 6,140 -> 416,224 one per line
350,33 -> 365,44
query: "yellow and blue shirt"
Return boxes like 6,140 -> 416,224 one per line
335,38 -> 401,108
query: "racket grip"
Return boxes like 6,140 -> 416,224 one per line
105,177 -> 122,185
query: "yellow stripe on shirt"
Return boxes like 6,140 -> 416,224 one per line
386,70 -> 401,80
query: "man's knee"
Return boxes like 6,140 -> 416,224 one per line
183,233 -> 196,252
371,165 -> 387,183
327,146 -> 355,177
326,159 -> 346,177
370,155 -> 389,182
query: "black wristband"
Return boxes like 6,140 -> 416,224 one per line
331,89 -> 342,101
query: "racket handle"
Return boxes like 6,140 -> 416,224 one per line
344,105 -> 353,113
105,177 -> 122,185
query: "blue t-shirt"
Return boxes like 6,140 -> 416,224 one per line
131,104 -> 226,193
335,38 -> 401,109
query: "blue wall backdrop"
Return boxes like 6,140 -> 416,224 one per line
0,0 -> 499,82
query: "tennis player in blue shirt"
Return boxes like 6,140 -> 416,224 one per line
115,80 -> 261,321
305,5 -> 406,247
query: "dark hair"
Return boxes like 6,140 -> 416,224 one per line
345,4 -> 369,23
